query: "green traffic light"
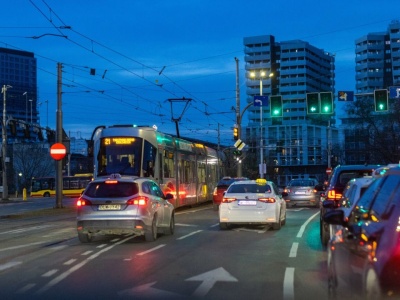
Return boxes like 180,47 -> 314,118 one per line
270,96 -> 283,117
374,89 -> 388,112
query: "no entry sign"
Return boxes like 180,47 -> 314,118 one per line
50,143 -> 67,161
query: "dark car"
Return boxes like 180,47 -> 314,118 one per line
212,177 -> 248,210
324,166 -> 400,299
320,164 -> 381,246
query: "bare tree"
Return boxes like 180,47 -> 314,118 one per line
12,143 -> 54,190
345,98 -> 400,164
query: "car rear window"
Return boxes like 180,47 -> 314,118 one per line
338,171 -> 374,187
228,184 -> 271,193
289,180 -> 315,187
84,181 -> 139,198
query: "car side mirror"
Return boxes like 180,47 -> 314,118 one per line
165,193 -> 174,200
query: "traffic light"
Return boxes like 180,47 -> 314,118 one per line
270,95 -> 283,117
320,92 -> 333,114
233,127 -> 238,140
23,124 -> 30,138
306,93 -> 320,114
374,89 -> 388,112
233,150 -> 242,156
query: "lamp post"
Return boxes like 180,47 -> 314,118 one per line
29,99 -> 33,124
23,92 -> 28,123
38,100 -> 49,127
2,85 -> 12,200
249,71 -> 273,179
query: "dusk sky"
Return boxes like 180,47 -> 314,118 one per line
2,0 -> 399,145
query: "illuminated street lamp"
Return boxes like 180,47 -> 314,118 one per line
249,70 -> 273,179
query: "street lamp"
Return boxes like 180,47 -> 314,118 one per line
2,84 -> 12,200
23,92 -> 28,123
249,70 -> 273,178
38,100 -> 49,127
29,99 -> 33,124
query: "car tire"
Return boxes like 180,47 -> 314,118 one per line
363,266 -> 382,300
219,222 -> 229,230
164,213 -> 175,235
44,192 -> 50,197
145,215 -> 158,242
281,211 -> 287,226
272,212 -> 282,230
78,232 -> 91,243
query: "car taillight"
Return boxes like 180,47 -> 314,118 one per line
77,197 -> 92,206
127,196 -> 149,206
222,197 -> 236,203
213,187 -> 217,196
258,197 -> 276,203
327,190 -> 342,200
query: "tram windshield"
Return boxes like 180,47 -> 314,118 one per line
97,137 -> 143,177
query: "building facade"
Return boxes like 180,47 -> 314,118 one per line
243,35 -> 339,186
0,47 -> 39,141
343,20 -> 400,164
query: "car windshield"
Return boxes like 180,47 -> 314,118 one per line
228,184 -> 271,193
84,181 -> 139,198
289,180 -> 315,187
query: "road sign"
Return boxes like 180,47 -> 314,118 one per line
326,167 -> 332,175
389,86 -> 400,99
253,95 -> 268,107
50,143 -> 67,161
338,91 -> 354,101
234,139 -> 246,151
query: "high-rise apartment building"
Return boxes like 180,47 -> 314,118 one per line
243,35 -> 338,185
342,20 -> 400,164
0,47 -> 39,140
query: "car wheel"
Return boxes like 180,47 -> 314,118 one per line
320,220 -> 330,247
44,192 -> 50,197
78,232 -> 91,243
164,213 -> 175,235
364,266 -> 382,300
272,212 -> 282,230
145,215 -> 158,242
219,222 -> 229,230
281,211 -> 287,226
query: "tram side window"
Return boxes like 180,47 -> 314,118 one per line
164,151 -> 174,178
143,141 -> 156,177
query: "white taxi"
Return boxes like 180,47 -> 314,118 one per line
219,179 -> 286,230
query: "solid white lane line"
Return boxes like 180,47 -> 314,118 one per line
296,212 -> 319,238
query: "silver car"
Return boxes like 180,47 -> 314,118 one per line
76,174 -> 175,243
283,178 -> 320,208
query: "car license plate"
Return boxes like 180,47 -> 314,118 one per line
98,204 -> 121,210
295,191 -> 305,194
238,200 -> 257,206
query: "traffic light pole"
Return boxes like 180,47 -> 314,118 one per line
55,63 -> 63,209
235,57 -> 242,177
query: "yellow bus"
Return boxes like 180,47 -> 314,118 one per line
30,174 -> 93,198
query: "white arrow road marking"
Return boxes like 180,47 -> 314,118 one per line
186,267 -> 238,297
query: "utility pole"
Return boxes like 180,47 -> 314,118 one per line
55,63 -> 63,208
1,85 -> 12,201
235,57 -> 242,177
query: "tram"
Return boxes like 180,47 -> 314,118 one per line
90,125 -> 225,208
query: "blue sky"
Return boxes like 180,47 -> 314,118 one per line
2,0 -> 399,145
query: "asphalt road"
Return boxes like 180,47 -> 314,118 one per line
0,202 -> 344,300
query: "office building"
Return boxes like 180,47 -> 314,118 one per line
0,47 -> 39,141
243,35 -> 338,185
